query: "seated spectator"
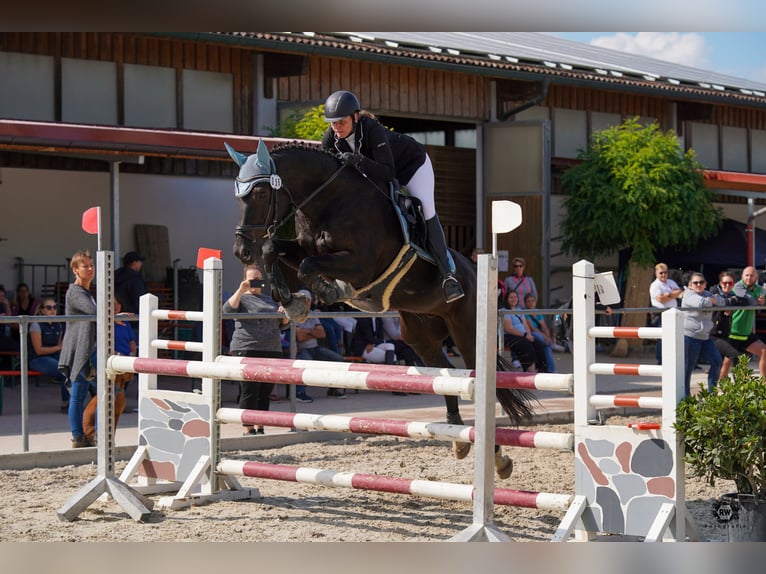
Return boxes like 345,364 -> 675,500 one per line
350,316 -> 397,365
524,293 -> 556,373
28,297 -> 68,411
0,285 -> 16,361
351,316 -> 402,394
294,289 -> 346,400
501,289 -> 546,372
381,316 -> 425,367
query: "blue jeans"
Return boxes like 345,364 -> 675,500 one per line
319,318 -> 343,354
684,336 -> 722,397
67,353 -> 97,438
29,354 -> 69,401
531,332 -> 556,373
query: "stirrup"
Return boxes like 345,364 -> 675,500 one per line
442,275 -> 464,303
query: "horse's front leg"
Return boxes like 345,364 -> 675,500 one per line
262,238 -> 311,322
298,251 -> 364,305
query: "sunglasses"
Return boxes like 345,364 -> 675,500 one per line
691,280 -> 706,286
513,264 -> 524,268
657,271 -> 667,275
721,281 -> 734,286
42,305 -> 57,310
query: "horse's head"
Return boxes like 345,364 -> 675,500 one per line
225,140 -> 283,264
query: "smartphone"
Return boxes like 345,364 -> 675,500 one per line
249,279 -> 266,288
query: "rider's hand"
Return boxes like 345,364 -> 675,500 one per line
340,152 -> 363,167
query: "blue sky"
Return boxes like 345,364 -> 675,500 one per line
548,32 -> 766,85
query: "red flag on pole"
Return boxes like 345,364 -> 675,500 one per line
196,247 -> 222,268
81,207 -> 100,234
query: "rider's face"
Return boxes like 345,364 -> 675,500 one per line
331,115 -> 354,139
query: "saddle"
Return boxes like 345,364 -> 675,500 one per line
389,184 -> 432,263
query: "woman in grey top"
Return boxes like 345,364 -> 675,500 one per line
223,264 -> 287,435
58,250 -> 97,448
681,271 -> 725,397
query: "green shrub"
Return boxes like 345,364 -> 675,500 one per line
675,355 -> 766,496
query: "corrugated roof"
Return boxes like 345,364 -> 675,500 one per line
360,32 -> 766,94
211,32 -> 766,105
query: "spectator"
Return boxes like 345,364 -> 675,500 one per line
28,297 -> 68,412
223,264 -> 288,435
503,257 -> 537,309
294,289 -> 346,401
524,293 -> 557,373
115,251 -> 148,315
314,299 -> 346,355
727,266 -> 766,378
501,289 -> 546,372
350,316 -> 397,365
709,271 -> 751,382
681,272 -> 725,397
649,262 -> 683,364
381,316 -> 425,367
58,250 -> 98,449
12,282 -> 40,317
0,285 -> 15,368
82,296 -> 135,443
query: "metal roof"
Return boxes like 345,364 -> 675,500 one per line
354,32 -> 766,94
209,32 -> 766,105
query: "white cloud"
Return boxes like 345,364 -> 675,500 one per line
589,32 -> 711,70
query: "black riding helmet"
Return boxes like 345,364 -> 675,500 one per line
324,90 -> 360,122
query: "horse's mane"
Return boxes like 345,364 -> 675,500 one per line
271,141 -> 341,162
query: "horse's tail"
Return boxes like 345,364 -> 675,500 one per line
495,354 -> 537,425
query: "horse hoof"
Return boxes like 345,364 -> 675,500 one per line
284,293 -> 311,323
453,441 -> 471,460
495,453 -> 513,479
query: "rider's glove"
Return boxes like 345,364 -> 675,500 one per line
340,152 -> 363,167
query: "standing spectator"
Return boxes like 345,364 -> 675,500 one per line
728,266 -> 766,378
28,297 -> 68,412
649,262 -> 683,364
681,272 -> 725,396
82,296 -> 135,443
503,257 -> 537,309
501,289 -> 546,372
710,271 -> 751,382
524,293 -> 557,373
115,251 -> 148,315
294,289 -> 346,401
58,250 -> 98,449
223,264 -> 288,435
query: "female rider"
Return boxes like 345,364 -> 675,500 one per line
321,90 -> 464,303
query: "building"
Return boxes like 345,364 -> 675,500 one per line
2,32 -> 765,303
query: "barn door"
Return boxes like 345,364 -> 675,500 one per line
483,120 -> 551,305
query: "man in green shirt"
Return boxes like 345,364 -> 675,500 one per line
728,266 -> 766,378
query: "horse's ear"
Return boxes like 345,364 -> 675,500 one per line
255,139 -> 275,174
224,142 -> 248,167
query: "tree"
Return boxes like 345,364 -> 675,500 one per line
560,118 -> 722,351
268,105 -> 327,141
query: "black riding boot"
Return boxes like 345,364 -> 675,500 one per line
425,216 -> 465,303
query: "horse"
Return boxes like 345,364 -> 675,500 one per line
225,139 -> 534,477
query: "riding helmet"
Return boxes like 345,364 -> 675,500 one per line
324,90 -> 360,122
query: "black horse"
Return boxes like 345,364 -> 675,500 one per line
226,140 -> 534,477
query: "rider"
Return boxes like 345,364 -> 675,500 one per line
320,90 -> 464,304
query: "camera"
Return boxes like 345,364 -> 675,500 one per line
249,279 -> 266,289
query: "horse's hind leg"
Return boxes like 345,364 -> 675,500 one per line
444,395 -> 471,459
494,446 -> 513,479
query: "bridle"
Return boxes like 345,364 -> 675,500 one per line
234,161 -> 351,249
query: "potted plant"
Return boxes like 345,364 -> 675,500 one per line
675,355 -> 766,541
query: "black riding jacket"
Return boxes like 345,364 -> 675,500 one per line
321,115 -> 426,186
